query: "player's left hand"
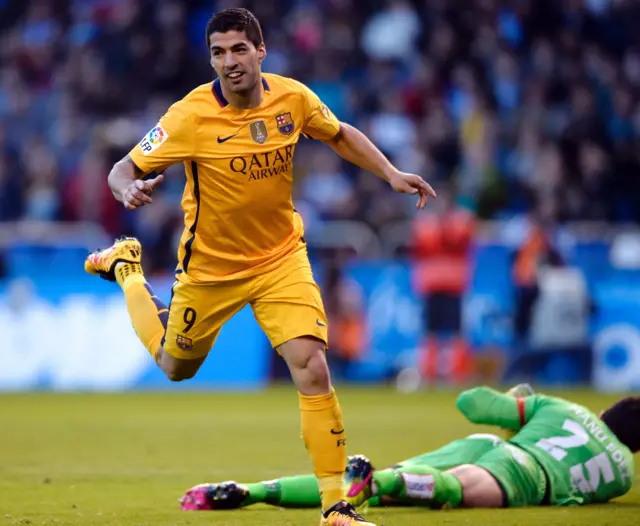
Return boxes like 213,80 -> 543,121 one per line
387,171 -> 437,209
122,174 -> 164,211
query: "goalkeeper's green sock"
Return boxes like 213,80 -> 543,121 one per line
373,466 -> 463,509
243,474 -> 322,508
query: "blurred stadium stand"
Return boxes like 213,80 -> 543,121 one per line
1,0 -> 640,391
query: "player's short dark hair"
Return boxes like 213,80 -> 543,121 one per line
205,8 -> 263,49
601,396 -> 640,452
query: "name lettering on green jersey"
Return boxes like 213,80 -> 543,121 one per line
573,405 -> 634,485
534,407 -> 632,496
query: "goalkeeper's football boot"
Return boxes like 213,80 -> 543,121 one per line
344,455 -> 375,509
506,383 -> 535,398
84,236 -> 142,282
179,481 -> 249,511
320,501 -> 376,526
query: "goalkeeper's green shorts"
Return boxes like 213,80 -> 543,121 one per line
393,433 -> 505,471
474,442 -> 547,507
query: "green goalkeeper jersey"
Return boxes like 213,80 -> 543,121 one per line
457,387 -> 635,506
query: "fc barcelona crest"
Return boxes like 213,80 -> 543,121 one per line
176,334 -> 193,352
249,120 -> 268,144
275,113 -> 295,135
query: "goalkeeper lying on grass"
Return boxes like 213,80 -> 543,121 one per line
180,385 -> 637,511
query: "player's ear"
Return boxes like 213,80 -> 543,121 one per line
257,43 -> 267,64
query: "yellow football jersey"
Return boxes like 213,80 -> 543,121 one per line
129,73 -> 340,283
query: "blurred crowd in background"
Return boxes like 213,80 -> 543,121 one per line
1,0 -> 640,387
2,0 -> 640,259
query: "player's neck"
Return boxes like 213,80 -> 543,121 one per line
222,79 -> 263,110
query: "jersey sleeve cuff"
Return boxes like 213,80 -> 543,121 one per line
128,149 -> 150,177
517,397 -> 526,427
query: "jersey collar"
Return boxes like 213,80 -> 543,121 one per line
212,76 -> 271,108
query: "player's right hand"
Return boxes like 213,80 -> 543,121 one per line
387,170 -> 437,209
121,174 -> 164,210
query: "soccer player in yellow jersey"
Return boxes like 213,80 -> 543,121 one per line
84,8 -> 435,526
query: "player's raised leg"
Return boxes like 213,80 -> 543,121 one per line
84,236 -> 168,361
84,236 -> 218,380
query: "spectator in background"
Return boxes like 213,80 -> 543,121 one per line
324,256 -> 368,379
570,141 -> 614,221
22,135 -> 59,222
368,92 -> 417,159
360,0 -> 421,63
0,124 -> 22,221
61,148 -> 122,235
0,152 -> 22,221
307,55 -> 352,122
512,205 -> 564,346
297,148 -> 357,222
410,184 -> 476,385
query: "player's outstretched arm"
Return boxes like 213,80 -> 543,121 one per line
325,123 -> 436,209
456,386 -> 535,433
107,155 -> 164,211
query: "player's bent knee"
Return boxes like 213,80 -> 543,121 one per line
305,350 -> 330,381
294,348 -> 331,394
157,347 -> 205,382
279,336 -> 331,394
164,368 -> 196,382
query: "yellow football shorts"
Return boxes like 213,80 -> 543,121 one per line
161,248 -> 329,359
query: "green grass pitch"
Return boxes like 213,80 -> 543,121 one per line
0,386 -> 638,525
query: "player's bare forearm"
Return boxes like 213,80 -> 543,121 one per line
325,122 -> 395,181
108,155 -> 141,203
456,387 -> 524,431
107,155 -> 164,211
325,123 -> 436,209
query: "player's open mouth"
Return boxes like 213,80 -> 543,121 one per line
227,71 -> 245,83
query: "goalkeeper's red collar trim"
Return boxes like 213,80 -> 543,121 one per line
517,398 -> 526,428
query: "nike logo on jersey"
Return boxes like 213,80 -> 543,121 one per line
330,428 -> 344,435
217,133 -> 239,143
316,319 -> 326,327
